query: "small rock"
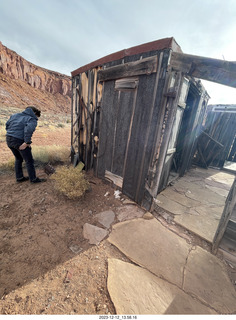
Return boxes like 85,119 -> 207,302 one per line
104,192 -> 110,197
69,244 -> 82,254
83,223 -> 108,245
95,210 -> 115,228
116,205 -> 144,222
143,212 -> 154,220
123,199 -> 136,205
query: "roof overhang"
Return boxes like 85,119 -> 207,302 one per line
71,37 -> 182,77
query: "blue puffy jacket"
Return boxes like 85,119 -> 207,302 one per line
6,107 -> 38,143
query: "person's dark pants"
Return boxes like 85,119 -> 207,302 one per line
6,136 -> 36,181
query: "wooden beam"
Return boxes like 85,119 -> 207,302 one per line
212,178 -> 236,254
97,56 -> 158,81
171,52 -> 236,88
200,130 -> 224,148
105,170 -> 123,188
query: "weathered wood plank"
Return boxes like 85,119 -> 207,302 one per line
97,56 -> 158,81
96,80 -> 118,178
105,170 -> 123,188
171,52 -> 236,88
122,74 -> 157,201
212,178 -> 236,254
200,130 -> 224,148
112,89 -> 137,177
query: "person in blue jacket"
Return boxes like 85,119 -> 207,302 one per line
6,106 -> 46,183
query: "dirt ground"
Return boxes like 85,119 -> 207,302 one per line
0,116 -> 235,315
0,118 -> 134,315
0,167 -> 130,314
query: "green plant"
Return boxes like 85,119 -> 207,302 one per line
57,123 -> 65,128
50,164 -> 90,199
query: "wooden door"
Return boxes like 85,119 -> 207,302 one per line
158,77 -> 189,190
97,78 -> 138,188
96,55 -> 160,203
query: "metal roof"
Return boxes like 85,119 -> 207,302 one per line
71,37 -> 182,77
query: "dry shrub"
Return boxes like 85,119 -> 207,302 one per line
51,165 -> 90,199
0,126 -> 6,142
32,145 -> 70,164
0,158 -> 15,171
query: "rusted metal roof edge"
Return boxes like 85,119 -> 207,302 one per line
71,37 -> 182,77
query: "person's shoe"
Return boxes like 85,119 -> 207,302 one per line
31,177 -> 47,183
16,177 -> 29,183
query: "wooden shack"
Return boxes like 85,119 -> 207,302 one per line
70,37 -> 210,210
193,104 -> 236,170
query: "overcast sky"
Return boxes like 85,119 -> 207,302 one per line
0,0 -> 236,104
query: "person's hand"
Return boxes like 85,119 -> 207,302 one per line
19,143 -> 30,150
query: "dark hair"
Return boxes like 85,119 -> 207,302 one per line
27,106 -> 41,117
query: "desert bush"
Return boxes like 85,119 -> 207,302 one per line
57,123 -> 65,128
32,145 -> 70,164
0,158 -> 15,171
50,164 -> 90,199
0,145 -> 70,172
0,126 -> 6,142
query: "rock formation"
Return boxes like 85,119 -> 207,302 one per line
0,42 -> 71,113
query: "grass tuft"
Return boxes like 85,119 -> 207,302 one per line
0,145 -> 70,172
0,158 -> 15,171
50,164 -> 90,199
32,145 -> 70,165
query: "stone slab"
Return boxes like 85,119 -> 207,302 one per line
116,205 -> 144,222
108,258 -> 216,314
83,223 -> 108,245
207,170 -> 234,186
184,246 -> 236,314
95,210 -> 115,229
174,210 -> 220,243
159,188 -> 201,208
155,194 -> 187,215
205,184 -> 229,198
108,218 -> 191,287
174,180 -> 226,206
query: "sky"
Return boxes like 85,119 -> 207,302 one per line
0,0 -> 236,104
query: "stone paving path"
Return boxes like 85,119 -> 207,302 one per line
156,167 -> 235,242
82,204 -> 236,314
107,218 -> 236,314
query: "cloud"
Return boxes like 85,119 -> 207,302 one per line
0,0 -> 236,102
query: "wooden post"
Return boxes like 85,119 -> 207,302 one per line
212,178 -> 236,254
171,52 -> 236,88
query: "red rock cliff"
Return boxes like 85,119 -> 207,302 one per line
0,41 -> 71,96
0,42 -> 71,113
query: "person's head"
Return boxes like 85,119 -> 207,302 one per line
27,106 -> 41,118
